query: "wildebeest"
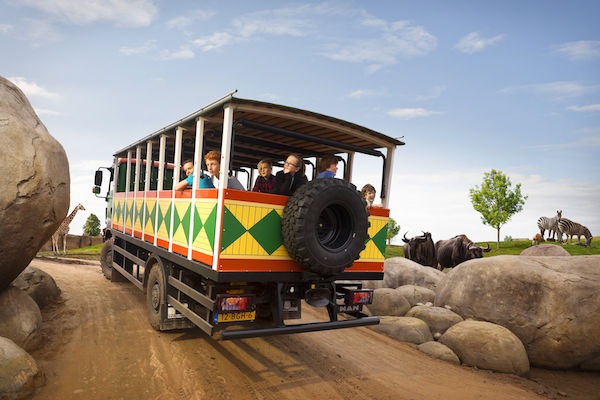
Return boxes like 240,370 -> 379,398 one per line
435,234 -> 490,270
402,232 -> 437,268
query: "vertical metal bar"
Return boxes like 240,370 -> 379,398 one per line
345,152 -> 354,182
133,146 -> 141,237
124,150 -> 132,233
154,134 -> 166,246
111,156 -> 118,231
382,146 -> 395,208
142,141 -> 152,242
169,127 -> 183,252
188,118 -> 205,260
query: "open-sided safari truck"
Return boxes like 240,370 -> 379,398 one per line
93,92 -> 403,340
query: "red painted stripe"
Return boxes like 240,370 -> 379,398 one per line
156,238 -> 169,250
158,191 -> 173,199
368,207 -> 390,217
192,250 -> 213,265
172,243 -> 188,257
224,190 -> 289,206
144,234 -> 155,244
124,227 -> 132,235
218,259 -> 383,272
174,189 -> 218,199
133,230 -> 143,239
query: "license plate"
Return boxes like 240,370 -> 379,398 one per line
216,311 -> 256,323
338,304 -> 363,313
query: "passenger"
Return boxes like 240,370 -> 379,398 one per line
205,150 -> 245,190
270,154 -> 306,196
361,184 -> 382,208
252,159 -> 276,193
316,155 -> 339,178
174,159 -> 214,191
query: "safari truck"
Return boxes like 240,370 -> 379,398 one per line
93,92 -> 403,340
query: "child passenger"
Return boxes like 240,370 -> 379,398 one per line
252,160 -> 276,193
174,159 -> 214,191
361,184 -> 382,208
316,155 -> 338,178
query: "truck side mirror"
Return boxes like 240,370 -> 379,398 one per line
94,170 -> 103,186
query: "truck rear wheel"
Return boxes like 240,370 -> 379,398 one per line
282,178 -> 369,275
146,263 -> 166,330
100,238 -> 114,280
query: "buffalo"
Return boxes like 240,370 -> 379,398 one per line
402,232 -> 437,268
435,234 -> 490,270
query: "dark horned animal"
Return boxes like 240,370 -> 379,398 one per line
402,231 -> 437,268
435,234 -> 490,270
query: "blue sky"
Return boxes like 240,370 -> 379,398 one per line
2,0 -> 599,242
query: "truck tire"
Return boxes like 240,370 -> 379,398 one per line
146,263 -> 166,330
282,178 -> 369,275
100,238 -> 114,280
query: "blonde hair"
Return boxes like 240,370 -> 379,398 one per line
257,159 -> 272,170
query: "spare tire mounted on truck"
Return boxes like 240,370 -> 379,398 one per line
282,178 -> 370,275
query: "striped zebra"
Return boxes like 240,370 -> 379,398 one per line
557,218 -> 593,247
537,210 -> 562,240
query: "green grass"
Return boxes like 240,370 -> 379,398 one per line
37,243 -> 103,261
385,237 -> 600,259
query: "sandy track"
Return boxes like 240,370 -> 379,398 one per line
27,258 -> 598,400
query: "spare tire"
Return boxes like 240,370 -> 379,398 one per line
282,178 -> 370,275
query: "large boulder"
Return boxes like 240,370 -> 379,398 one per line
439,320 -> 530,376
435,255 -> 600,370
371,316 -> 433,344
0,336 -> 44,399
364,288 -> 410,316
405,305 -> 463,336
395,285 -> 436,306
0,287 -> 42,351
520,244 -> 570,256
417,341 -> 460,365
0,76 -> 70,291
363,257 -> 444,291
12,266 -> 61,308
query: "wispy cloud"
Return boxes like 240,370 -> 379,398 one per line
387,107 -> 442,119
21,0 -> 158,27
415,85 -> 446,101
120,39 -> 157,55
528,136 -> 600,151
455,32 -> 505,54
0,24 -> 13,33
555,40 -> 600,61
166,9 -> 215,30
159,46 -> 194,60
191,32 -> 236,51
348,89 -> 382,99
8,77 -> 60,99
35,108 -> 63,116
566,104 -> 600,112
498,81 -> 598,99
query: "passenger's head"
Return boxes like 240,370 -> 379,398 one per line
257,160 -> 273,178
283,154 -> 301,175
319,155 -> 338,174
361,184 -> 376,204
182,159 -> 194,177
205,150 -> 221,178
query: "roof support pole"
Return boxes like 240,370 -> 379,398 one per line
169,127 -> 183,252
133,146 -> 142,237
188,118 -> 205,260
344,152 -> 354,182
142,141 -> 153,242
382,146 -> 395,208
154,134 -> 166,246
124,150 -> 132,234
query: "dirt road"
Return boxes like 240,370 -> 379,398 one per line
28,258 -> 599,400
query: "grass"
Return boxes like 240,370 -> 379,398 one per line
385,237 -> 600,259
37,243 -> 103,261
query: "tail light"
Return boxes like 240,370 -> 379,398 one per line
346,290 -> 373,305
217,295 -> 253,312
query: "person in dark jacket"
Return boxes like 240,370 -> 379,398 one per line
270,154 -> 306,196
252,159 -> 276,193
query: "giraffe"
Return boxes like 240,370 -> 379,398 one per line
52,203 -> 86,255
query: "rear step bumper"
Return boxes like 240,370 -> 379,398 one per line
218,316 -> 380,340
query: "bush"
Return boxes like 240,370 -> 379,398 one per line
504,235 -> 513,242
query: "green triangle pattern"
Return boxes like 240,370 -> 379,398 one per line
115,202 -> 122,222
193,206 -> 203,242
372,224 -> 388,256
220,206 -> 246,251
157,205 -> 164,230
248,210 -> 283,255
181,205 -> 191,242
164,204 -> 172,235
173,206 -> 181,233
203,205 -> 217,251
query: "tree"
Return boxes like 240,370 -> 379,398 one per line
469,169 -> 527,249
386,218 -> 400,246
83,213 -> 101,236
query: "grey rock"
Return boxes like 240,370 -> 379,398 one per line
0,287 -> 42,351
0,76 -> 70,291
417,341 -> 460,365
520,244 -> 570,256
440,320 -> 530,376
0,336 -> 44,399
371,316 -> 433,344
435,255 -> 600,370
12,266 -> 61,308
364,288 -> 410,316
406,305 -> 463,336
394,285 -> 435,307
363,257 -> 444,291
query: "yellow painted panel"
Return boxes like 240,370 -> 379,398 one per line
144,198 -> 156,235
135,199 -> 143,231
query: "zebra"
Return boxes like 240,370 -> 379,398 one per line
557,218 -> 593,247
537,210 -> 562,240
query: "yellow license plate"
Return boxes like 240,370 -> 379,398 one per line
217,311 -> 256,323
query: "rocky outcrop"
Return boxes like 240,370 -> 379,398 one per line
12,266 -> 61,309
395,285 -> 435,306
363,257 -> 444,291
0,337 -> 44,399
405,305 -> 463,336
0,76 -> 70,290
520,244 -> 570,256
0,287 -> 42,351
440,321 -> 530,376
364,288 -> 410,316
371,316 -> 433,344
417,341 -> 460,365
435,255 -> 600,370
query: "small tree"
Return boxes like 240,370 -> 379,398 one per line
469,169 -> 527,249
83,213 -> 101,236
386,218 -> 400,245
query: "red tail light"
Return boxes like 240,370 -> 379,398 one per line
217,295 -> 253,312
347,290 -> 373,305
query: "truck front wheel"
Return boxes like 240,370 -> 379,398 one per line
146,263 -> 166,330
100,238 -> 114,280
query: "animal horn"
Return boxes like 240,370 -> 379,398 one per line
483,242 -> 491,252
402,232 -> 409,243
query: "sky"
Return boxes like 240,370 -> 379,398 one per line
1,0 -> 599,244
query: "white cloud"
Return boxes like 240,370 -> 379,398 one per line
35,108 -> 63,116
555,40 -> 600,61
567,104 -> 600,112
159,46 -> 195,60
166,10 -> 215,30
387,107 -> 442,119
119,39 -> 157,55
8,77 -> 60,99
0,24 -> 13,33
232,8 -> 314,38
348,89 -> 380,99
415,85 -> 446,101
499,81 -> 598,99
528,136 -> 600,151
191,32 -> 236,51
21,0 -> 158,27
455,32 -> 505,54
